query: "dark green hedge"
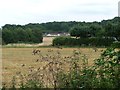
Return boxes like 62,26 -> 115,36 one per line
53,37 -> 115,47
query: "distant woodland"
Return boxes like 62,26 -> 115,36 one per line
1,17 -> 120,45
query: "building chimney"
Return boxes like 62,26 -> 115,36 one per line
118,1 -> 120,17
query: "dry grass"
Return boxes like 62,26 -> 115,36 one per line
41,37 -> 55,46
2,47 -> 105,86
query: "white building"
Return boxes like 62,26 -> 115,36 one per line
45,33 -> 70,37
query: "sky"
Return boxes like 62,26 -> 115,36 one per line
0,0 -> 119,27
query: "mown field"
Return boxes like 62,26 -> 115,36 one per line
2,47 -> 105,86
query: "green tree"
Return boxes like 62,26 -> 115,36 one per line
104,23 -> 120,41
2,29 -> 15,44
89,24 -> 102,37
70,25 -> 90,38
32,29 -> 43,43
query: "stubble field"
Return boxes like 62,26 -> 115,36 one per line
2,47 -> 105,86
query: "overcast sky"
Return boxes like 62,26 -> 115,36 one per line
0,0 -> 119,27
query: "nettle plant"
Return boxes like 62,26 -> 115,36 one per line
94,48 -> 120,88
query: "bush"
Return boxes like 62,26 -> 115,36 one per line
53,36 -> 77,46
53,37 -> 115,47
88,37 -> 115,46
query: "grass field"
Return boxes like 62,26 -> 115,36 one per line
2,47 -> 105,86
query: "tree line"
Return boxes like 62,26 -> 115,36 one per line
1,17 -> 120,45
70,17 -> 120,40
2,27 -> 42,44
